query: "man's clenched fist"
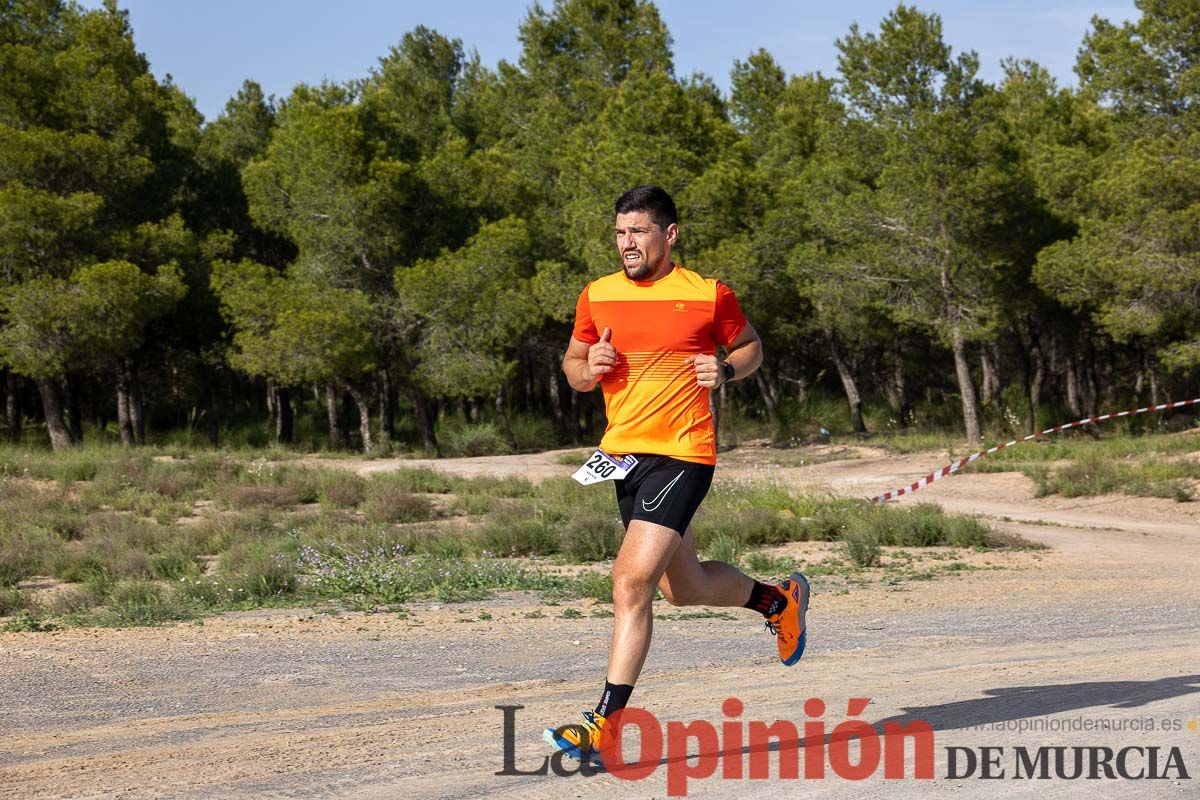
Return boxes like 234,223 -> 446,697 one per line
686,353 -> 725,388
587,327 -> 617,382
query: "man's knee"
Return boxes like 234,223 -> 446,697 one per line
612,571 -> 657,609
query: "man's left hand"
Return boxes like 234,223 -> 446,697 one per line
685,354 -> 724,388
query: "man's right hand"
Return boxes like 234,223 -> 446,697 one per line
586,327 -> 616,382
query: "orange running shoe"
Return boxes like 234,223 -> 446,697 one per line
765,571 -> 810,665
544,710 -> 609,764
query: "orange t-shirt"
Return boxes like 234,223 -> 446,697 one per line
572,264 -> 748,465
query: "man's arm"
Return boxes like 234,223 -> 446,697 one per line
688,321 -> 763,388
563,327 -> 616,392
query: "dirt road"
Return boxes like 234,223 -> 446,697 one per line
2,448 -> 1198,798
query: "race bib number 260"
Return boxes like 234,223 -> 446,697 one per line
572,450 -> 638,486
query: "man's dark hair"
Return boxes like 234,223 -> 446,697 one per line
615,185 -> 678,228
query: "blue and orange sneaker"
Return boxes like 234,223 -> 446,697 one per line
766,571 -> 810,666
544,710 -> 609,765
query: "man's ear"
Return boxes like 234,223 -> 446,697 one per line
665,222 -> 679,245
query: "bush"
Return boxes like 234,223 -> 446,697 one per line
0,586 -> 30,615
559,511 -> 624,562
187,511 -> 276,553
440,422 -> 512,457
572,570 -> 613,602
316,470 -> 367,508
149,548 -> 202,581
0,537 -> 47,586
839,529 -> 882,567
228,484 -> 301,509
361,481 -> 436,524
275,467 -> 323,503
692,507 -> 795,550
508,414 -> 558,452
2,609 -> 56,632
47,513 -> 165,583
703,532 -> 746,566
452,474 -> 536,498
743,551 -> 798,576
385,467 -> 453,494
83,579 -> 198,627
41,584 -> 101,615
296,545 -> 568,604
217,537 -> 299,600
477,507 -> 559,556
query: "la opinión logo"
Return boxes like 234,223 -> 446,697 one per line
497,697 -> 935,796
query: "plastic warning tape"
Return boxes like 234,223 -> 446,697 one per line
869,397 -> 1200,504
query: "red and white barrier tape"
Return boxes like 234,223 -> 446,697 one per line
869,397 -> 1200,504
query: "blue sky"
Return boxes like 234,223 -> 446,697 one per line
79,1 -> 1139,123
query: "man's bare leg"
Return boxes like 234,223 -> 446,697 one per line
657,525 -> 755,607
605,519 -> 682,685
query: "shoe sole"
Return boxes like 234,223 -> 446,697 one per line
781,571 -> 810,666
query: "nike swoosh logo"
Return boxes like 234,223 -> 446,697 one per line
641,471 -> 685,512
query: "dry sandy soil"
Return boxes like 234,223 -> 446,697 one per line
2,445 -> 1198,798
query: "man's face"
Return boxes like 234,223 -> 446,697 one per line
615,210 -> 677,280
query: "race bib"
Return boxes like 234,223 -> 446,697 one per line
572,450 -> 638,486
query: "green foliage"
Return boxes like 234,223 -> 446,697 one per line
1030,1 -> 1200,370
211,259 -> 375,387
438,422 -> 512,457
558,510 -> 624,562
360,479 -> 437,523
839,529 -> 882,567
398,218 -> 542,397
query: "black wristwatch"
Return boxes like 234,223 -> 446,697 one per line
720,361 -> 736,383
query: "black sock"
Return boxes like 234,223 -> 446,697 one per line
745,581 -> 787,618
595,680 -> 634,718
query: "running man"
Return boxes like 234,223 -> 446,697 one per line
546,185 -> 810,763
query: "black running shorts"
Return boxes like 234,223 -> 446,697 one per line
615,454 -> 714,535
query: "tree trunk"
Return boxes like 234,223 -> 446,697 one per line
346,385 -> 372,453
828,332 -> 867,434
753,371 -> 780,435
116,360 -> 135,446
882,358 -> 909,423
781,373 -> 808,405
61,375 -> 83,443
1148,357 -> 1160,406
130,361 -> 146,445
325,384 -> 344,449
548,358 -> 566,438
36,377 -> 74,450
410,385 -> 439,454
378,367 -> 395,445
1083,342 -> 1099,418
949,324 -> 982,445
5,371 -> 21,443
569,389 -> 582,445
522,357 -> 534,415
1028,342 -> 1044,435
709,387 -> 719,446
266,380 -> 276,422
584,392 -> 596,437
717,380 -> 728,448
196,363 -> 218,446
1017,328 -> 1046,434
1065,352 -> 1082,417
495,385 -> 517,448
980,345 -> 1000,408
275,386 -> 293,444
